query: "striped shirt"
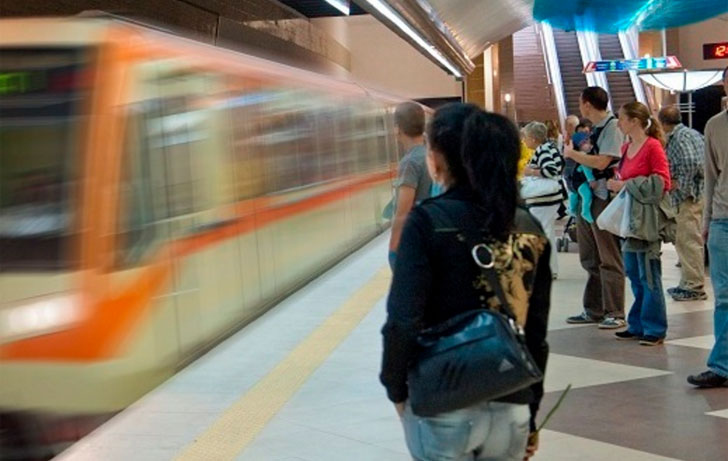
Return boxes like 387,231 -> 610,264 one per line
524,140 -> 565,207
665,123 -> 705,207
528,140 -> 564,180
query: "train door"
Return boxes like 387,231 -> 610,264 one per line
117,60 -> 244,358
155,64 -> 245,349
224,79 -> 264,318
227,81 -> 277,303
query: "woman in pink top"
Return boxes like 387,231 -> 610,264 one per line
607,102 -> 671,346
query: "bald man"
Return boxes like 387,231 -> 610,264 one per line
564,114 -> 581,144
659,106 -> 707,301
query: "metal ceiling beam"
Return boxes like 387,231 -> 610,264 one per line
388,0 -> 475,73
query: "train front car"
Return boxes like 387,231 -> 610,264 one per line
0,18 -> 399,459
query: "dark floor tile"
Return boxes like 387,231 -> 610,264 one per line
539,369 -> 728,460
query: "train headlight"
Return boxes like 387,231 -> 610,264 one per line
0,294 -> 81,343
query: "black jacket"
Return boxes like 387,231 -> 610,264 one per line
380,186 -> 551,429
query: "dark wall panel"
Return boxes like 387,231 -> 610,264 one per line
0,0 -> 349,72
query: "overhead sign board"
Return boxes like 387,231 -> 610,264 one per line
584,56 -> 682,73
703,42 -> 728,60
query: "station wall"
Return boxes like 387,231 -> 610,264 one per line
338,15 -> 461,100
677,16 -> 728,70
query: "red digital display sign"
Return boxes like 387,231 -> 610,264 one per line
704,42 -> 728,60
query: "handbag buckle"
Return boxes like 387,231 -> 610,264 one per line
471,243 -> 494,269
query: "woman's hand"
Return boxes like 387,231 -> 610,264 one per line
394,402 -> 405,418
607,179 -> 625,192
524,431 -> 539,460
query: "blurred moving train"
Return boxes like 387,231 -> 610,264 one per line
0,17 -> 406,458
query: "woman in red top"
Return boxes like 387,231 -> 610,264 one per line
607,101 -> 671,346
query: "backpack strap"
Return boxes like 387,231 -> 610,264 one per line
590,115 -> 620,180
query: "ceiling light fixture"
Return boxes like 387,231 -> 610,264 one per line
638,69 -> 723,92
360,0 -> 462,78
324,0 -> 350,15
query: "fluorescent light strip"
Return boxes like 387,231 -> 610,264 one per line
361,0 -> 462,78
324,0 -> 350,15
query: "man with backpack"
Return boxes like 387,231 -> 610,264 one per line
563,87 -> 626,329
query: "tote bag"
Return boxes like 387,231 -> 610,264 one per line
520,176 -> 561,199
596,188 -> 634,238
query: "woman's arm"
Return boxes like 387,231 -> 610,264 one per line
380,208 -> 433,404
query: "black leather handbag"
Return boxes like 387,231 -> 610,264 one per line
407,207 -> 544,417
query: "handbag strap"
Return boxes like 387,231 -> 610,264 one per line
427,201 -> 519,322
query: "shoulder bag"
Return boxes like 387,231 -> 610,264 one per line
407,204 -> 544,417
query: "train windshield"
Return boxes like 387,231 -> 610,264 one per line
0,49 -> 87,271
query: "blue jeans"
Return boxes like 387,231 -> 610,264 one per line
402,401 -> 529,461
708,219 -> 728,378
623,251 -> 667,338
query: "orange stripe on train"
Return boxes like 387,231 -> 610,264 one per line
0,172 -> 391,362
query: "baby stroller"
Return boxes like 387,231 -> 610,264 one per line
557,214 -> 578,252
556,176 -> 577,253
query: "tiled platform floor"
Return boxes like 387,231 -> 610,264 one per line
60,229 -> 728,461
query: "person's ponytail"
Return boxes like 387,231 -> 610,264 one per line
460,111 -> 520,238
646,115 -> 665,147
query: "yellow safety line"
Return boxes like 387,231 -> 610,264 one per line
175,266 -> 391,461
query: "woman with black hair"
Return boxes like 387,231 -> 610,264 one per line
380,104 -> 552,460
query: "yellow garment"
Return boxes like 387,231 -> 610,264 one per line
518,140 -> 534,178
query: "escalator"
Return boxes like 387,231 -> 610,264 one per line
598,34 -> 637,111
552,29 -> 588,116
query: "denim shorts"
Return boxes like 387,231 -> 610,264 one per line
401,400 -> 530,461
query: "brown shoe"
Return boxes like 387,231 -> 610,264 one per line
639,336 -> 664,346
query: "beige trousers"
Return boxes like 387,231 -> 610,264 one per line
675,198 -> 705,291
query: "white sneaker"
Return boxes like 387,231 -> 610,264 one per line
598,317 -> 626,329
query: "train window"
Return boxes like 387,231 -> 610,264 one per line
335,106 -> 354,177
145,67 -> 226,220
313,103 -> 337,182
148,96 -> 200,218
296,110 -> 322,185
274,112 -> 302,190
376,110 -> 390,167
116,103 -> 157,267
228,88 -> 268,199
350,106 -> 368,173
233,87 -> 338,195
359,104 -> 379,171
0,48 -> 87,271
116,65 -> 236,265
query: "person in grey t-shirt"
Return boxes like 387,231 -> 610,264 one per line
389,102 -> 432,268
563,87 -> 626,329
688,66 -> 728,388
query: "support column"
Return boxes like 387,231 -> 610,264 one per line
465,54 -> 485,108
